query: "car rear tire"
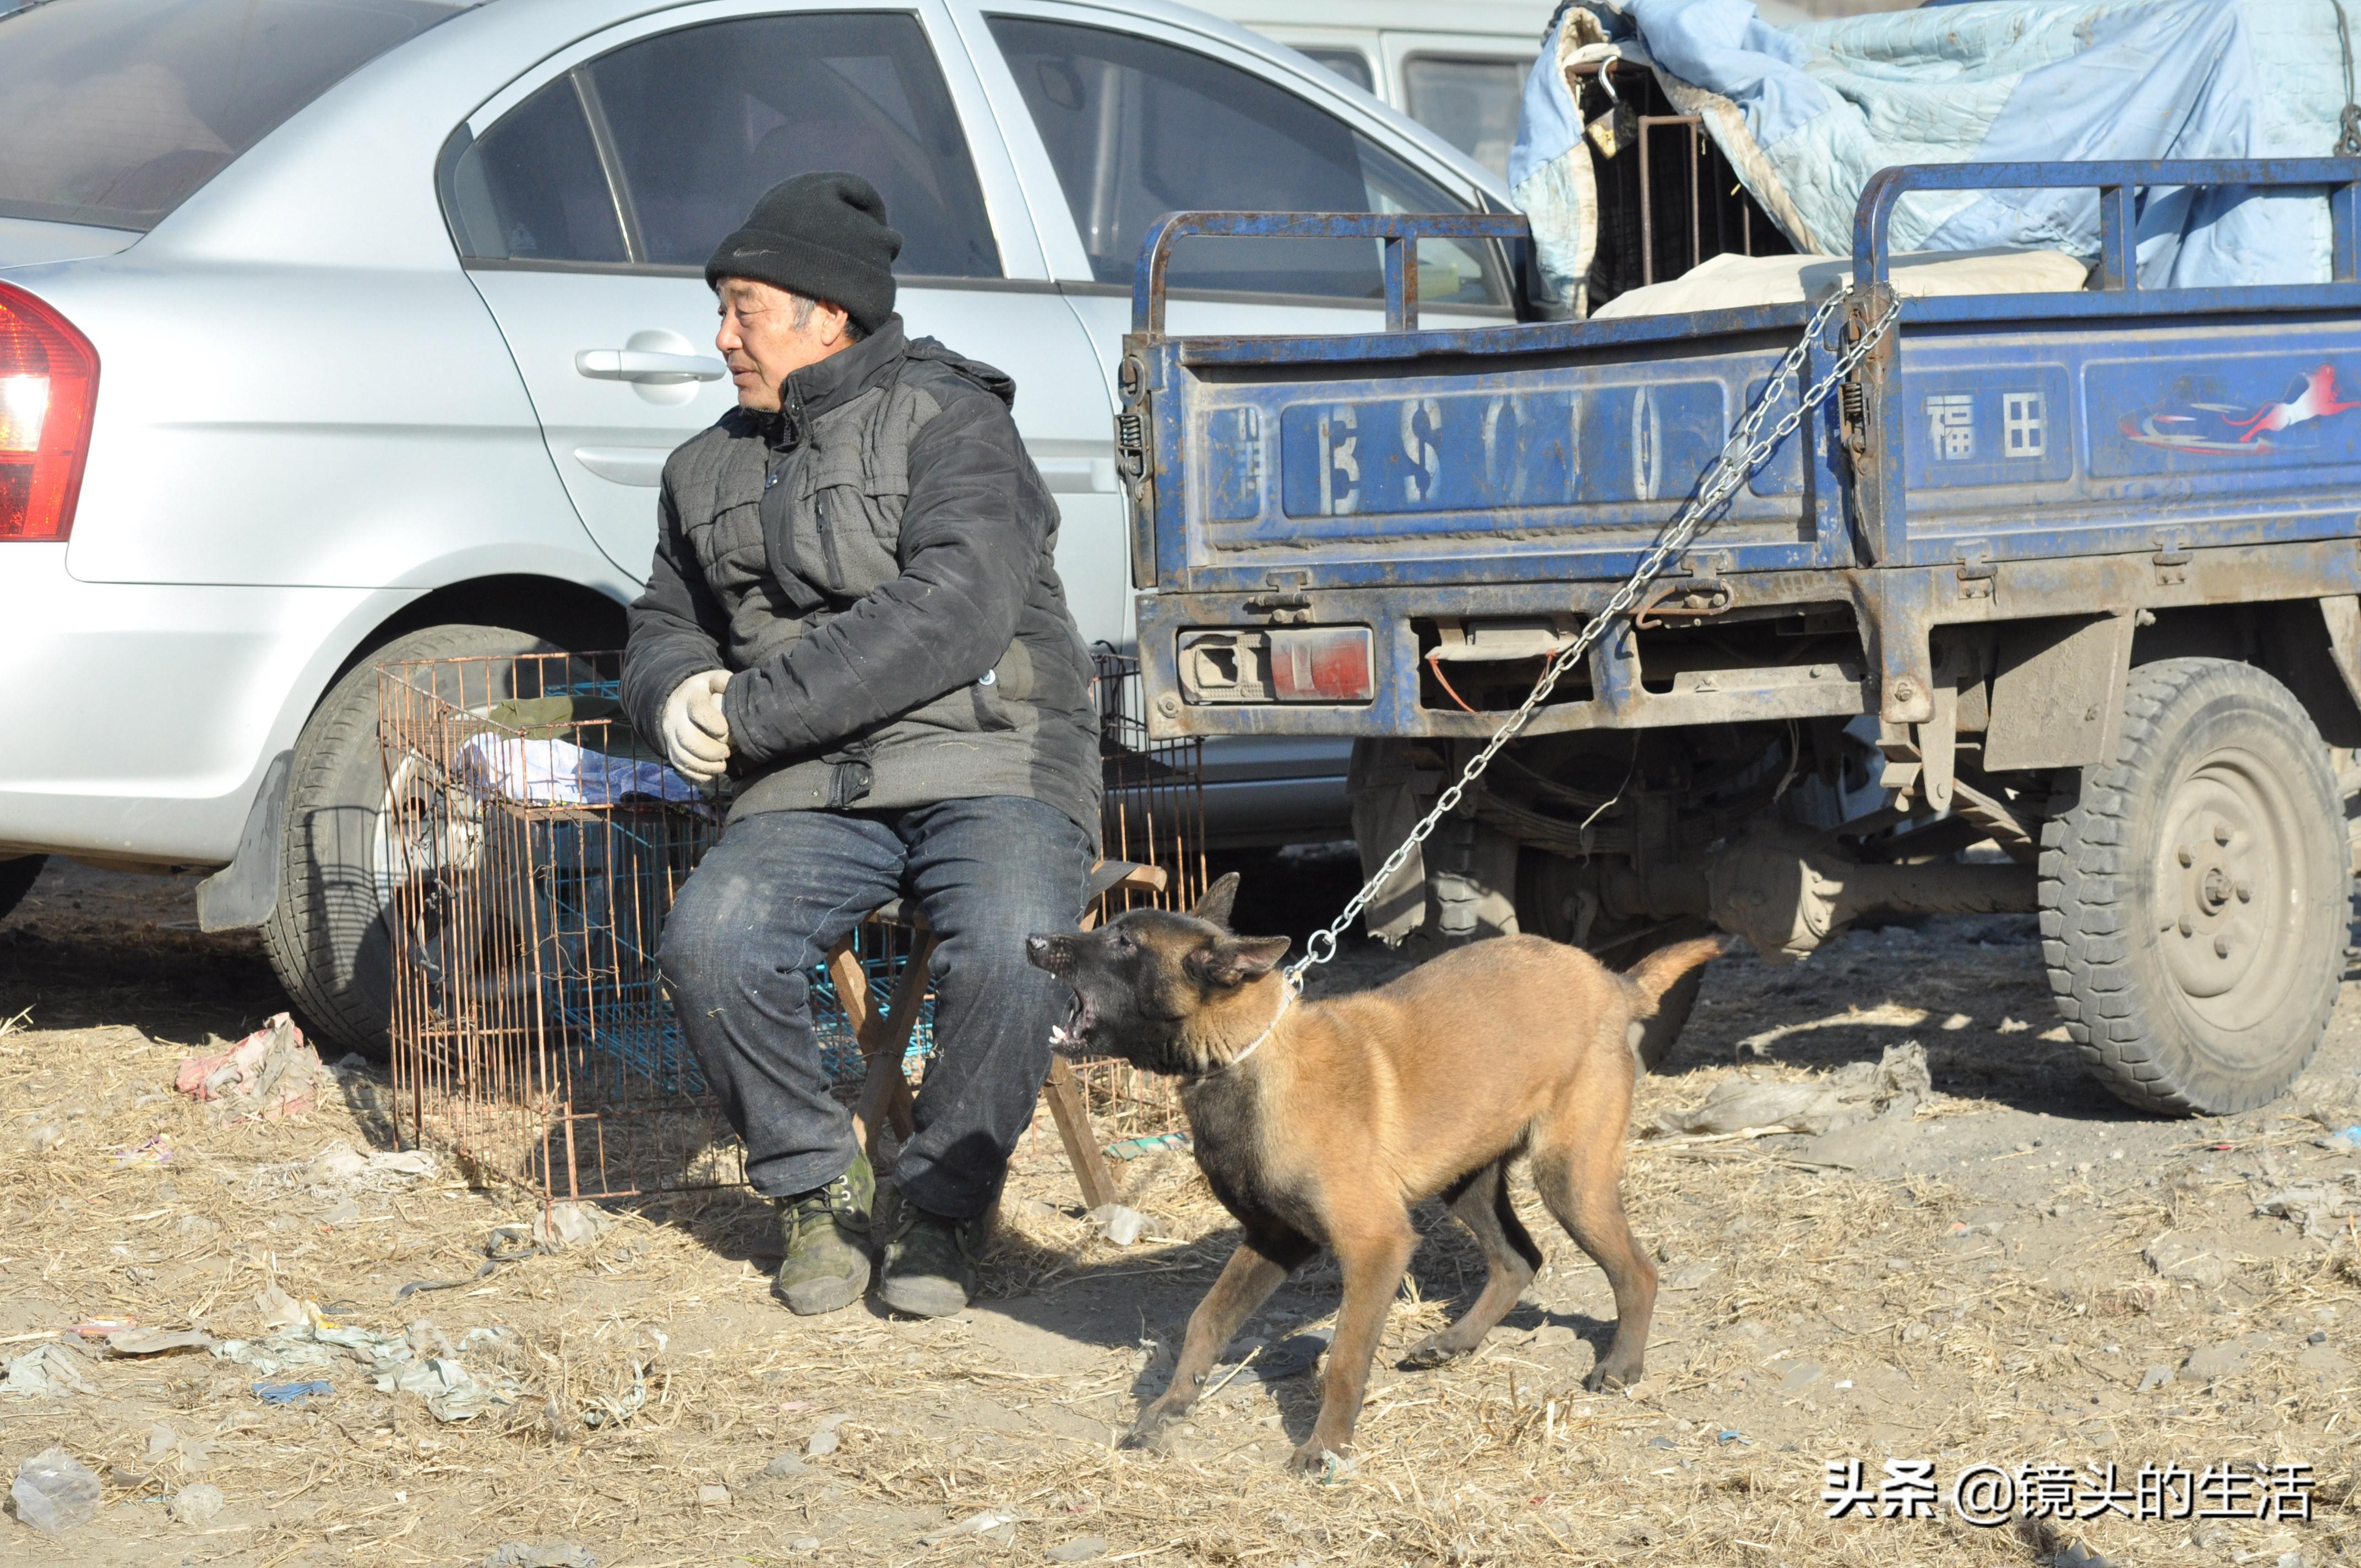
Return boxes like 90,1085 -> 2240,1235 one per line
0,854 -> 46,922
261,625 -> 558,1058
2041,658 -> 2346,1116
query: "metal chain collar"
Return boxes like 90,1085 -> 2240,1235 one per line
1283,287 -> 1906,987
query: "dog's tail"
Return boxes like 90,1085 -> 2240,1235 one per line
1617,935 -> 1729,1018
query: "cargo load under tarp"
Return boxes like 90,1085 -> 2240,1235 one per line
1591,244 -> 2090,318
1510,0 -> 2361,308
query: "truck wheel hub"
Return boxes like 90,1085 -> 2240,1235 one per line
2158,758 -> 2292,1018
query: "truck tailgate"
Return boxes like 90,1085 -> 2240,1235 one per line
1125,302 -> 1841,596
1122,176 -> 2361,608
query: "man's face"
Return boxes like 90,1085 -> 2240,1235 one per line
714,278 -> 855,411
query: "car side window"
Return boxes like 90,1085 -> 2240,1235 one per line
1402,55 -> 1527,183
1297,47 -> 1374,95
986,16 -> 1504,307
442,77 -> 628,264
585,13 -> 1000,277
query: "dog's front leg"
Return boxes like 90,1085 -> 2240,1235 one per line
1127,1239 -> 1292,1449
1290,1222 -> 1416,1472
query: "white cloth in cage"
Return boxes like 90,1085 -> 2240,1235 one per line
456,733 -> 708,807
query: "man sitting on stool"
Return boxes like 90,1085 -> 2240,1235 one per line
622,172 -> 1100,1318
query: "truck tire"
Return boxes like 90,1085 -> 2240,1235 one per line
261,625 -> 557,1058
2041,658 -> 2346,1115
1516,851 -> 1704,1069
2335,746 -> 2361,878
0,854 -> 45,922
2336,745 -> 2361,955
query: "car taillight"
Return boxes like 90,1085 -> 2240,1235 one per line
0,283 -> 99,543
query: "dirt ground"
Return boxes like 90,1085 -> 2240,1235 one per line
1,853 -> 2355,1567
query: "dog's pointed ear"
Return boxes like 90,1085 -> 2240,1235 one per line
1186,934 -> 1291,988
1192,872 -> 1242,930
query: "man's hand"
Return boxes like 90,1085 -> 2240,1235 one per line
661,669 -> 733,783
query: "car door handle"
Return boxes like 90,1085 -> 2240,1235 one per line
1035,456 -> 1120,493
572,446 -> 672,487
573,349 -> 727,384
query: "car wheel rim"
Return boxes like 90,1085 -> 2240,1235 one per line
372,750 -> 483,910
2153,745 -> 2307,1035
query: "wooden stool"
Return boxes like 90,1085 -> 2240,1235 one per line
826,859 -> 1166,1211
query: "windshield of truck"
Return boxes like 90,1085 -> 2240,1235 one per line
0,0 -> 462,231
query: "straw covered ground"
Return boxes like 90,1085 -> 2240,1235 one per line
1,857 -> 2355,1567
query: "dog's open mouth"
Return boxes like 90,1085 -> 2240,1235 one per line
1048,990 -> 1097,1053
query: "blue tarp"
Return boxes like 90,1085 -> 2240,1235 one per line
1510,0 -> 2361,297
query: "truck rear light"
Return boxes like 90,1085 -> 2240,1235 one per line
0,284 -> 99,543
1177,627 -> 1373,705
1269,626 -> 1374,701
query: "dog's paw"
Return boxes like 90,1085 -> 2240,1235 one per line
1582,1360 -> 1640,1394
1122,1402 -> 1184,1452
1401,1334 -> 1470,1370
1287,1442 -> 1356,1482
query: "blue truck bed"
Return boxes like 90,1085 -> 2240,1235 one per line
1118,161 -> 2361,1120
1123,161 -> 2361,742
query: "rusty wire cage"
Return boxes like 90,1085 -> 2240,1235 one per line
380,652 -> 926,1201
1056,648 -> 1208,1149
380,652 -> 738,1200
382,647 -> 1205,1201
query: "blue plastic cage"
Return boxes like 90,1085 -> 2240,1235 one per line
515,807 -> 937,1099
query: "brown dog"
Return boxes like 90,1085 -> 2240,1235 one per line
1024,874 -> 1721,1472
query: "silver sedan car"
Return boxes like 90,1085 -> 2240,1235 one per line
0,0 -> 1517,1050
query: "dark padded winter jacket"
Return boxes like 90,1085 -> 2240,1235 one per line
621,317 -> 1101,839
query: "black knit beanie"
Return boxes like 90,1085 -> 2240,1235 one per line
705,172 -> 902,334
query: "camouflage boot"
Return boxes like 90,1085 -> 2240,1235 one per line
771,1151 -> 874,1315
875,1184 -> 980,1319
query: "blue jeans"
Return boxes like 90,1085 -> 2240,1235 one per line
658,797 -> 1094,1218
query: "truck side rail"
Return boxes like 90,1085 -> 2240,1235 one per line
1127,162 -> 2361,362
1129,210 -> 1533,335
1853,157 -> 2361,294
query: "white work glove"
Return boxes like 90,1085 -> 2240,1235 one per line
660,669 -> 733,783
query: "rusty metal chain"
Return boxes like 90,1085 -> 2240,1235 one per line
2336,0 -> 2361,157
1285,287 -> 1905,986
